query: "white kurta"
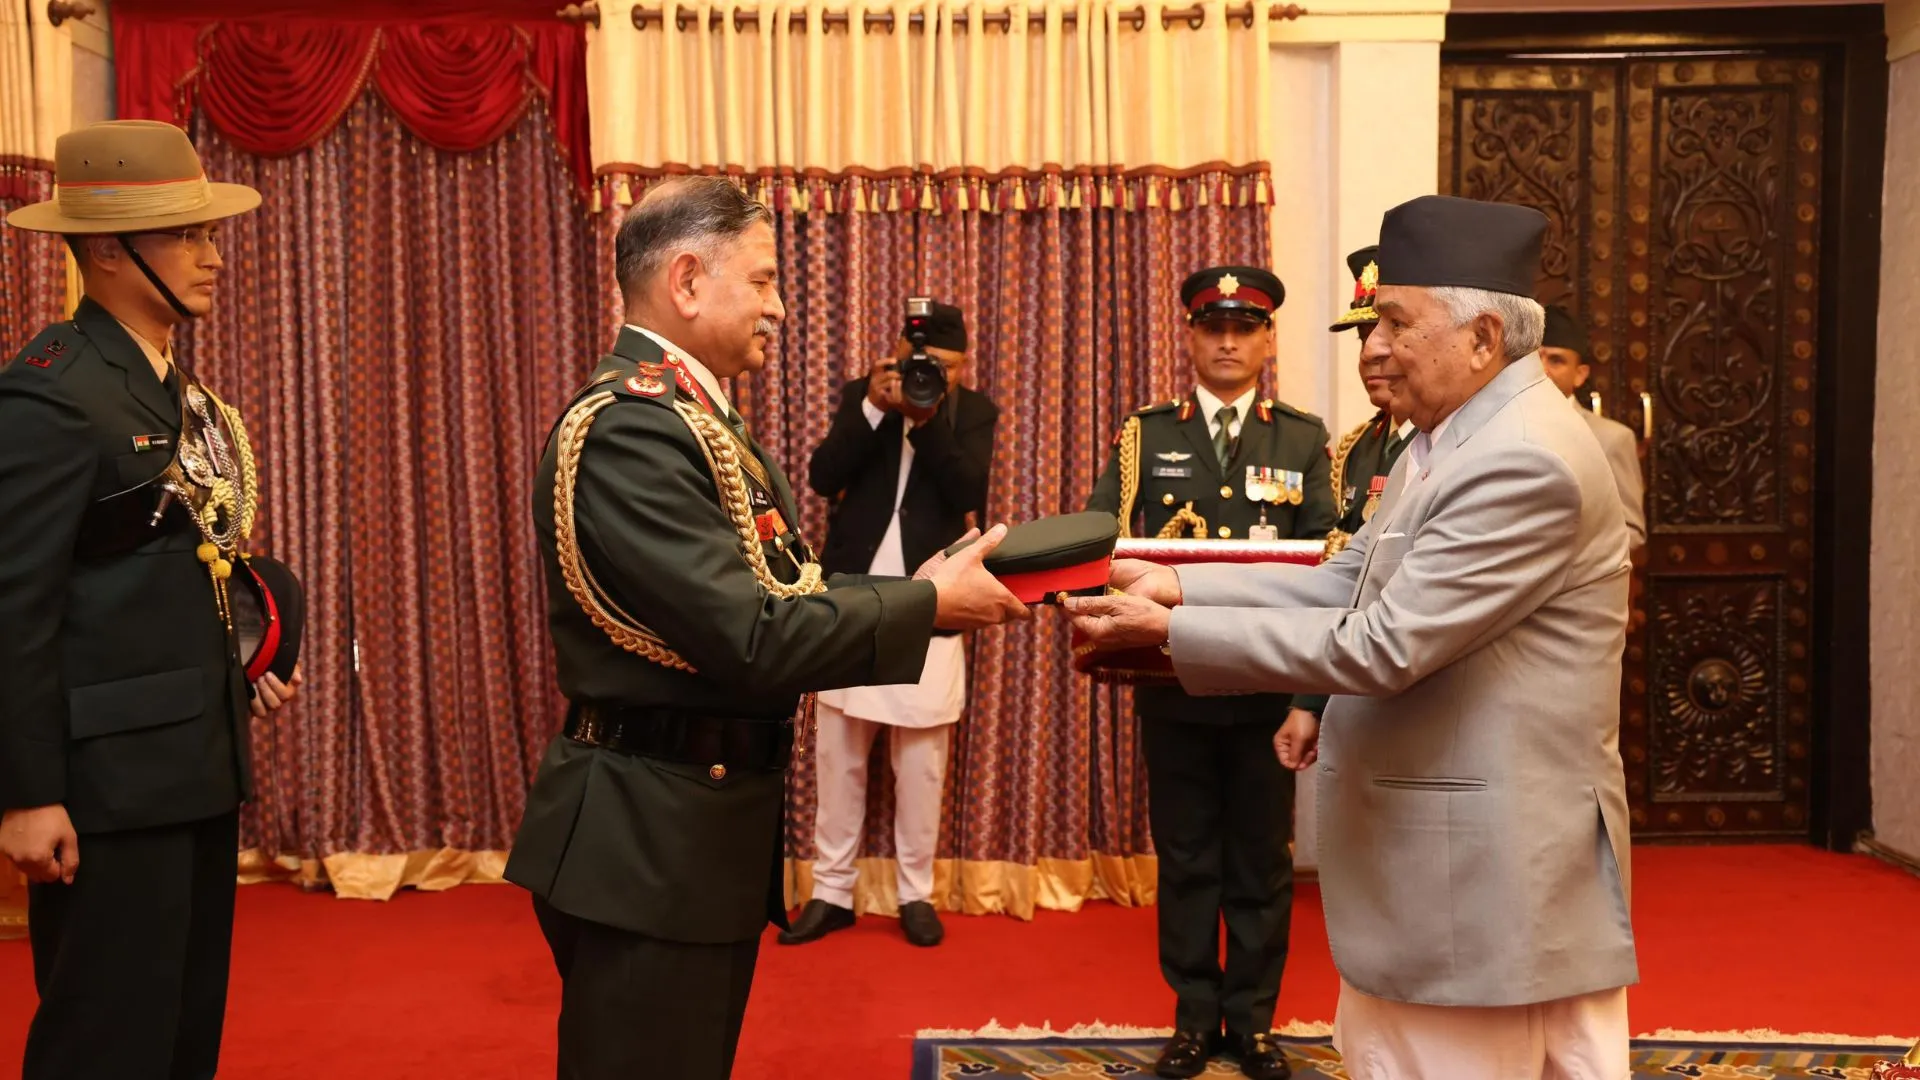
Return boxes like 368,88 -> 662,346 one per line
815,402 -> 966,729
811,401 -> 968,909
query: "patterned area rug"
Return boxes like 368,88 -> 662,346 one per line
910,1023 -> 1919,1079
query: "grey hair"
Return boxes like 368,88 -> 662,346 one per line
614,177 -> 773,299
1427,286 -> 1545,361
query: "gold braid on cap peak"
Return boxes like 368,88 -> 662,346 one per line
552,392 -> 826,672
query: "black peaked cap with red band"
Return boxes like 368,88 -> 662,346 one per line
1180,265 -> 1284,326
945,511 -> 1120,605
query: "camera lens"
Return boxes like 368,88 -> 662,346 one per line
900,355 -> 947,410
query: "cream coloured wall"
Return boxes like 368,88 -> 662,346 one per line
1870,0 -> 1920,862
1264,6 -> 1446,866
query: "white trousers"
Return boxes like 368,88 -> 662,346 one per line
808,701 -> 953,908
1333,978 -> 1630,1080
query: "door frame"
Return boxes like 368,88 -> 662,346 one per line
1441,5 -> 1888,851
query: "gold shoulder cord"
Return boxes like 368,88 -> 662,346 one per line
1322,419 -> 1371,560
1114,415 -> 1142,539
207,388 -> 259,542
552,393 -> 827,673
1116,414 -> 1208,540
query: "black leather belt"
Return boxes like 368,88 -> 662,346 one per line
565,703 -> 794,771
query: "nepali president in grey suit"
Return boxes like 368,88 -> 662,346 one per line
1066,195 -> 1638,1080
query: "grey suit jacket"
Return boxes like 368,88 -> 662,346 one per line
1578,404 -> 1646,550
1167,355 -> 1638,1008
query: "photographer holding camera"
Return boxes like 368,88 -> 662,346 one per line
784,300 -> 1001,948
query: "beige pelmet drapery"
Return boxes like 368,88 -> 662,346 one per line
587,0 -> 1274,206
0,0 -> 71,165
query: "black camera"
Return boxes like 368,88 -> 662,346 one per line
899,296 -> 949,411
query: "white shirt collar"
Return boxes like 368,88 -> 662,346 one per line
1409,410 -> 1455,474
626,324 -> 733,416
1394,417 -> 1416,441
1193,384 -> 1258,432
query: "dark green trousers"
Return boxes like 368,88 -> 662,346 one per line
533,896 -> 762,1080
1142,714 -> 1296,1038
25,810 -> 239,1080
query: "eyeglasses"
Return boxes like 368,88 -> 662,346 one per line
134,225 -> 222,252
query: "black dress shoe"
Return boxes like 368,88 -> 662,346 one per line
899,900 -> 944,946
776,899 -> 854,945
1227,1032 -> 1292,1080
1152,1030 -> 1215,1079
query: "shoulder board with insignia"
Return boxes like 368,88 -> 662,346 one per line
1268,399 -> 1325,428
7,323 -> 80,375
1129,399 -> 1181,418
606,362 -> 675,406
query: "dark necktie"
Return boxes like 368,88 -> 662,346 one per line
1213,405 -> 1237,468
723,406 -> 750,443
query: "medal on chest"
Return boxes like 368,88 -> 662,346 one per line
1362,474 -> 1388,523
1239,467 -> 1277,541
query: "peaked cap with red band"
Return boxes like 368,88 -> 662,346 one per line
230,556 -> 305,685
944,511 -> 1120,605
1180,265 -> 1284,326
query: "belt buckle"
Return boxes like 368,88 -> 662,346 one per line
573,709 -> 607,748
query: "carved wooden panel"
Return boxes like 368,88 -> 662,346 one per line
1648,580 -> 1782,800
1439,65 -> 1619,331
1441,54 -> 1824,839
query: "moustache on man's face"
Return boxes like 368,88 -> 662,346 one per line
754,318 -> 778,337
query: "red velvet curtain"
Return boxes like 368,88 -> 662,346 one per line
112,1 -> 591,192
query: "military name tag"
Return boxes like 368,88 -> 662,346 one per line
131,434 -> 173,453
1247,524 -> 1280,541
1152,465 -> 1193,479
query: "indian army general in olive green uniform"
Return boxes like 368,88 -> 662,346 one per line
1084,267 -> 1333,1080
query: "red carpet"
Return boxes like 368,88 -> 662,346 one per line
1,845 -> 1915,1078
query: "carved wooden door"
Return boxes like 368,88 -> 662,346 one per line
1440,55 -> 1824,838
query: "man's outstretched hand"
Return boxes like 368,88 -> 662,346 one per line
1061,592 -> 1173,651
929,524 -> 1031,631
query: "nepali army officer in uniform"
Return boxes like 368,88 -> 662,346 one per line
1289,246 -> 1418,730
504,177 -> 1027,1080
0,120 -> 300,1079
1085,266 -> 1334,1080
1321,246 -> 1417,556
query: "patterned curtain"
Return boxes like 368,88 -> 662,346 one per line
599,171 -> 1271,917
0,168 -> 65,357
182,96 -> 601,899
